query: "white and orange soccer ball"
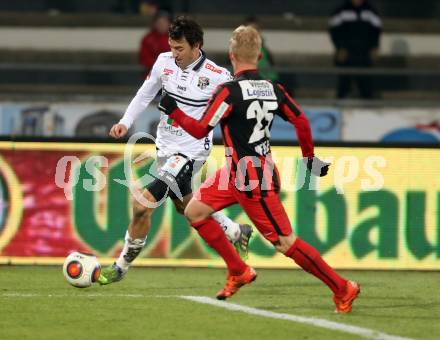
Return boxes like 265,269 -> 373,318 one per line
63,252 -> 101,288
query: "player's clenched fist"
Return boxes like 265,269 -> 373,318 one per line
109,124 -> 128,139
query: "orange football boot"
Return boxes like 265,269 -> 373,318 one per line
333,280 -> 361,313
216,266 -> 257,300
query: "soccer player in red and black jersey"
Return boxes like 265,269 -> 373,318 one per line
158,25 -> 360,313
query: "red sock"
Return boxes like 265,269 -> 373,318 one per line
191,217 -> 247,276
285,238 -> 347,296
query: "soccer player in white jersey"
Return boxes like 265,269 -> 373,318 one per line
98,16 -> 253,284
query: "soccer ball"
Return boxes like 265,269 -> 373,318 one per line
63,252 -> 101,288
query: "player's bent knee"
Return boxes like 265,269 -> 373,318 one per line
132,190 -> 156,219
183,206 -> 199,223
184,199 -> 211,223
132,201 -> 154,219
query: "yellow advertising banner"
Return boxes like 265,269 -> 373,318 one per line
0,141 -> 439,270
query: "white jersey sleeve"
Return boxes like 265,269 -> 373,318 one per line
119,56 -> 164,129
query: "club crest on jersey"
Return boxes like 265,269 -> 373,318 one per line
197,76 -> 210,90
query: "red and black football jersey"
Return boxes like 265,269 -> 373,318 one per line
170,69 -> 314,197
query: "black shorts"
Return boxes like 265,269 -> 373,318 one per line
147,153 -> 204,201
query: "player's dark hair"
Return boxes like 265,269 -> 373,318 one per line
168,16 -> 203,48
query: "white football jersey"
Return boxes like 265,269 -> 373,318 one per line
119,51 -> 232,160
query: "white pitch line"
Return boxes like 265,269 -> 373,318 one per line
180,296 -> 413,340
0,292 -> 415,340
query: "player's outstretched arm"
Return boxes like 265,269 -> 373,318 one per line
158,93 -> 213,139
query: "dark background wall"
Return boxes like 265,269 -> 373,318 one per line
1,0 -> 439,18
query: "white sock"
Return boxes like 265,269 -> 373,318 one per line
212,212 -> 241,242
115,231 -> 146,272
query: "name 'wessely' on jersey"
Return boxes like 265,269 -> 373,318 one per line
119,51 -> 232,160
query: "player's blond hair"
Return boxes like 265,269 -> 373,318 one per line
229,25 -> 262,63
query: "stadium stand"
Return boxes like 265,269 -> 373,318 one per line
1,7 -> 440,101
1,0 -> 439,140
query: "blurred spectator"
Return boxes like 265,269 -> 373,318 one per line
329,0 -> 382,99
139,11 -> 171,77
244,16 -> 279,82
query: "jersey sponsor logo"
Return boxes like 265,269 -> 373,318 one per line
163,68 -> 174,75
239,80 -> 277,100
205,63 -> 223,74
197,76 -> 210,90
203,137 -> 211,150
159,120 -> 183,136
162,125 -> 183,136
208,101 -> 229,127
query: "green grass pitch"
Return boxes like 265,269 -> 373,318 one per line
0,266 -> 439,340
